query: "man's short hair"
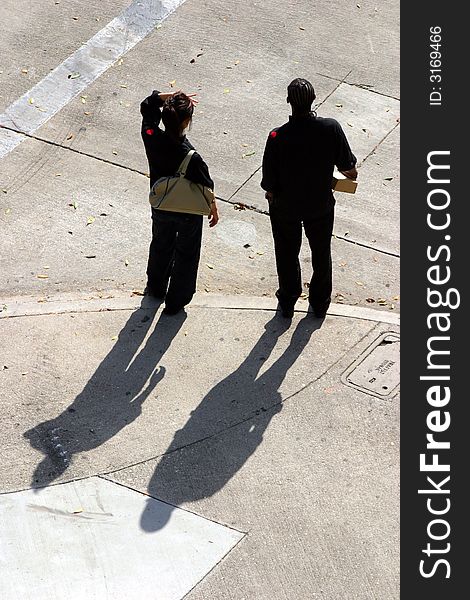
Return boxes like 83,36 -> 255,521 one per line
287,78 -> 316,110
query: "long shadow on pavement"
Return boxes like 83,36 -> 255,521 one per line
141,314 -> 321,532
24,300 -> 186,490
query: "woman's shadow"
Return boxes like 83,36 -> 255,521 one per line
24,300 -> 186,490
140,314 -> 321,532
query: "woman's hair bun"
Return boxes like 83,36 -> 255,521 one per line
162,92 -> 194,138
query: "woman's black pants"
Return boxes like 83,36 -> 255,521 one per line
146,209 -> 203,308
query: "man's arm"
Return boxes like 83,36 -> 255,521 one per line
333,121 -> 357,178
261,131 -> 279,201
140,90 -> 163,117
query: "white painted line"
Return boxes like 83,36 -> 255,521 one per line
0,291 -> 400,325
0,477 -> 243,599
0,0 -> 187,159
0,127 -> 27,155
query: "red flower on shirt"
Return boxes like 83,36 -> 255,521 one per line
270,131 -> 277,139
146,128 -> 154,136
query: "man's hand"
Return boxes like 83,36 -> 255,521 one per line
265,191 -> 274,204
340,167 -> 358,180
208,202 -> 219,227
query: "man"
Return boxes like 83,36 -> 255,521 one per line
261,78 -> 357,319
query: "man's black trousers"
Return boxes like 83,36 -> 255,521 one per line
269,208 -> 334,312
147,209 -> 203,308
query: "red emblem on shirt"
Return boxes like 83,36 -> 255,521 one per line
270,131 -> 277,139
146,128 -> 154,136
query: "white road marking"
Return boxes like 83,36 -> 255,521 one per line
0,0 -> 187,159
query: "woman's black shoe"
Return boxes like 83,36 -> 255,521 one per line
144,286 -> 165,300
280,306 -> 294,318
310,304 -> 329,319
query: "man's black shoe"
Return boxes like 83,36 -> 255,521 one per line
275,290 -> 295,318
163,305 -> 183,316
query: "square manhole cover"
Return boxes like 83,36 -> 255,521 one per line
341,332 -> 399,398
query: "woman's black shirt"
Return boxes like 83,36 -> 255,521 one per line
140,90 -> 214,190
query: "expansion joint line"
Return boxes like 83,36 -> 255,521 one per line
315,72 -> 400,102
227,166 -> 262,202
103,321 -> 380,479
0,124 -> 148,178
314,69 -> 353,111
358,121 -> 400,168
96,476 -> 248,536
1,123 -> 399,259
333,235 -> 400,258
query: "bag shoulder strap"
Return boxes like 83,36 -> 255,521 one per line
177,149 -> 196,176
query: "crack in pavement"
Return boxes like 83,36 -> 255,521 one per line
333,235 -> 399,258
314,70 -> 354,110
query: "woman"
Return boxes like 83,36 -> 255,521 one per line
140,89 -> 219,315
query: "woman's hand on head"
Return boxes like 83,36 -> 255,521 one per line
158,92 -> 174,102
186,93 -> 199,107
158,91 -> 199,107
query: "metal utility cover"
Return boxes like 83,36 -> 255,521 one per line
341,332 -> 400,398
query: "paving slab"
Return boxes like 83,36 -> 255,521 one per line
0,0 -> 130,113
0,303 -> 376,492
0,476 -> 243,600
334,125 -> 400,255
0,1 -> 399,597
319,83 -> 399,162
2,0 -> 399,199
0,138 -> 399,310
105,323 -> 399,599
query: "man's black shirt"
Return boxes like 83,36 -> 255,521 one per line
261,113 -> 357,218
140,91 -> 214,190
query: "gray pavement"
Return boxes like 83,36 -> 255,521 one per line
0,0 -> 399,598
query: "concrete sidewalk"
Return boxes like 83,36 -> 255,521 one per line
1,0 -> 399,596
0,293 -> 399,599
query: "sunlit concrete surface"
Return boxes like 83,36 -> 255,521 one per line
0,476 -> 243,600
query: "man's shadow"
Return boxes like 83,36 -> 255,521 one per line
141,314 -> 321,532
24,300 -> 186,490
